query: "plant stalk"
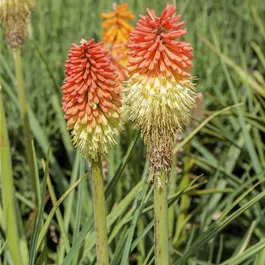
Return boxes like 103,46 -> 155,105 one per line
91,158 -> 110,265
13,48 -> 39,207
0,87 -> 23,265
154,169 -> 169,265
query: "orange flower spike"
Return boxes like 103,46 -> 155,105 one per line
62,39 -> 122,160
125,3 -> 196,185
101,2 -> 135,45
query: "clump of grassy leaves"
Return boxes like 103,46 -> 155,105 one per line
0,0 -> 265,264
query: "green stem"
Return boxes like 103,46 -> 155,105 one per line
0,87 -> 23,265
91,158 -> 110,265
13,48 -> 39,207
154,169 -> 169,265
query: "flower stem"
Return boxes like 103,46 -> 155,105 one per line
154,169 -> 169,265
91,158 -> 109,265
0,87 -> 23,265
13,48 -> 39,207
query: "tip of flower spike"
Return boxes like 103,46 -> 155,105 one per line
62,39 -> 122,160
80,38 -> 88,45
101,2 -> 134,45
127,2 -> 193,83
160,3 -> 177,20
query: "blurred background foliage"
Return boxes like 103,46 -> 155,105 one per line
0,0 -> 265,264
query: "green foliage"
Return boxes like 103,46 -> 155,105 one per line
0,0 -> 265,264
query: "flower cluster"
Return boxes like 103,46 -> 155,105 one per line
125,3 -> 196,184
62,39 -> 122,160
0,0 -> 35,49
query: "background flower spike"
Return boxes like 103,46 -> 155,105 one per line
101,2 -> 135,67
0,0 -> 35,49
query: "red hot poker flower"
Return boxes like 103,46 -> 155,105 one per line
125,3 -> 196,185
62,39 -> 122,160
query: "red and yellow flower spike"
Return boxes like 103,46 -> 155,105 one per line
101,2 -> 134,45
62,39 -> 122,160
125,3 -> 196,183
